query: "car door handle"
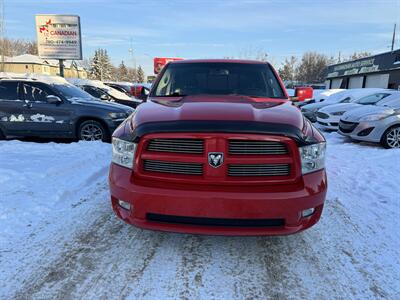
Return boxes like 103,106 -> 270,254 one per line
23,103 -> 32,108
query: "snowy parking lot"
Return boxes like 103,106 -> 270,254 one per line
0,133 -> 399,299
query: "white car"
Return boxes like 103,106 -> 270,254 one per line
316,90 -> 400,130
338,98 -> 400,148
301,88 -> 385,122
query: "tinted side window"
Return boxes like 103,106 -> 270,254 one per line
82,86 -> 103,98
0,81 -> 19,100
22,83 -> 54,102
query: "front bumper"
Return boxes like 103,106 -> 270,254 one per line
109,164 -> 327,236
338,120 -> 385,142
317,116 -> 340,131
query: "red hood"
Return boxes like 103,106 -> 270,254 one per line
131,95 -> 304,130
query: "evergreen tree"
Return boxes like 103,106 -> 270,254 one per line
89,49 -> 113,81
136,65 -> 145,83
117,61 -> 130,81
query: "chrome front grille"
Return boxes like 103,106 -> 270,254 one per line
229,140 -> 288,155
147,138 -> 204,154
228,164 -> 290,177
143,160 -> 203,175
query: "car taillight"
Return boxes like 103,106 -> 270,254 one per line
112,137 -> 136,168
299,142 -> 326,174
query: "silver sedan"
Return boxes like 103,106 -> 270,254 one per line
338,99 -> 400,148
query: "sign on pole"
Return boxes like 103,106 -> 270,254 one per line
35,14 -> 82,60
154,57 -> 183,74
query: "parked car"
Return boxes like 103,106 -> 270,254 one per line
0,74 -> 133,142
317,91 -> 400,130
109,59 -> 327,236
338,98 -> 400,148
301,88 -> 386,122
68,78 -> 142,108
104,81 -> 136,96
105,82 -> 151,101
296,89 -> 344,108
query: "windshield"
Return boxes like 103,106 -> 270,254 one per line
356,93 -> 391,105
52,83 -> 94,100
153,62 -> 285,98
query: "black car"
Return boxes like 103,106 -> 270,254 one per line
105,82 -> 150,101
71,80 -> 142,109
0,78 -> 133,142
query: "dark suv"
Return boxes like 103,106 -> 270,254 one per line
0,77 -> 133,141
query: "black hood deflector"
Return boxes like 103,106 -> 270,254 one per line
123,120 -> 318,146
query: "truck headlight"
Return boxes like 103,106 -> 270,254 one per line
299,142 -> 326,174
112,137 -> 136,168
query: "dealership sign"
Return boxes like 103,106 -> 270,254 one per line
35,14 -> 82,60
154,57 -> 183,74
326,49 -> 400,78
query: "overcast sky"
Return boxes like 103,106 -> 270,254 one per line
5,0 -> 400,75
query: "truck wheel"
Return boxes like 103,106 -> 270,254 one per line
381,125 -> 400,149
78,120 -> 109,142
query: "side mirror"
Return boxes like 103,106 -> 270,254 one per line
291,87 -> 313,102
100,94 -> 111,101
46,95 -> 62,104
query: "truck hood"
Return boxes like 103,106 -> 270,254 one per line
133,95 -> 304,129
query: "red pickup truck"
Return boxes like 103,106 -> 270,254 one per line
109,59 -> 327,235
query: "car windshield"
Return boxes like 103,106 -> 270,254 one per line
153,62 -> 285,98
355,93 -> 391,105
52,83 -> 94,100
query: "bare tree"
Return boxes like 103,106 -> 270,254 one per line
0,38 -> 38,56
296,52 -> 331,83
343,51 -> 371,62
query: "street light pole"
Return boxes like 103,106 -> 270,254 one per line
128,37 -> 136,82
0,0 -> 5,72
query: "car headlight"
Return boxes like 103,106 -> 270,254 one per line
109,112 -> 128,119
332,111 -> 346,116
299,142 -> 326,174
358,113 -> 390,122
112,138 -> 136,168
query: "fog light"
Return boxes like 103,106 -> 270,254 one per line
118,199 -> 131,210
302,208 -> 315,218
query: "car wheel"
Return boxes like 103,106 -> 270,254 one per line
381,125 -> 400,149
78,120 -> 109,142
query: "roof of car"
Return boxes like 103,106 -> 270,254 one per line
169,59 -> 269,65
0,72 -> 70,85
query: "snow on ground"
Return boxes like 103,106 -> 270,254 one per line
0,134 -> 399,299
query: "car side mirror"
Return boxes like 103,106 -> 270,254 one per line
100,94 -> 111,101
46,95 -> 62,104
290,87 -> 313,102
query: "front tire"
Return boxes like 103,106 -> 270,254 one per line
78,120 -> 109,142
381,125 -> 400,149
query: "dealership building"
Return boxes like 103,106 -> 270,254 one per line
325,49 -> 400,90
